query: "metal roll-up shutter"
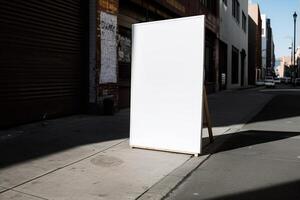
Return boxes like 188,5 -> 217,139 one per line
0,0 -> 87,128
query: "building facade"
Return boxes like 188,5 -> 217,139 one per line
261,15 -> 275,78
219,0 -> 249,89
195,1 -> 220,93
3,0 -> 267,128
248,3 -> 262,84
278,56 -> 293,78
261,14 -> 267,78
94,0 -> 221,111
0,0 -> 221,127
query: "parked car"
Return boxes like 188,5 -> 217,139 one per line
281,77 -> 291,84
264,76 -> 275,88
255,80 -> 265,86
274,77 -> 281,84
294,78 -> 300,86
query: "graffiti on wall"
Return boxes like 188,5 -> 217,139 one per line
117,34 -> 131,63
100,11 -> 117,83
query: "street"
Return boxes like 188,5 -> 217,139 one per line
166,86 -> 300,200
1,85 -> 300,199
0,86 -> 273,200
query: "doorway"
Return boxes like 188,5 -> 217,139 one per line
219,41 -> 228,90
241,49 -> 246,87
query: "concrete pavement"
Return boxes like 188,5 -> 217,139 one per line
165,90 -> 300,200
0,88 -> 273,200
0,112 -> 190,200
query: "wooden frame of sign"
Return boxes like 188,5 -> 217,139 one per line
203,87 -> 214,143
191,87 -> 214,157
130,16 -> 214,157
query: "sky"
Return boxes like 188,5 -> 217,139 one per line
249,0 -> 300,58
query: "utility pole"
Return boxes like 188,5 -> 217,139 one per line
293,12 -> 297,77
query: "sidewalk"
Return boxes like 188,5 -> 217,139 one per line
0,88 -> 273,200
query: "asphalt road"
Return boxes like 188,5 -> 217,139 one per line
166,87 -> 300,200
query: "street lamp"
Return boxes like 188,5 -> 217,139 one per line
293,12 -> 297,77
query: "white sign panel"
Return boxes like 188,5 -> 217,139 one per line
100,11 -> 117,83
130,16 -> 205,154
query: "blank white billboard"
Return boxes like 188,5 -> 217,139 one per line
130,16 -> 205,155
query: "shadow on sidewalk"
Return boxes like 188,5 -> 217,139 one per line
205,179 -> 300,200
0,113 -> 130,169
209,94 -> 300,128
202,130 -> 300,155
249,94 -> 300,123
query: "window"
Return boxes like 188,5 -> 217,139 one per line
199,0 -> 217,15
204,45 -> 215,82
231,46 -> 239,84
232,0 -> 240,23
242,12 -> 247,32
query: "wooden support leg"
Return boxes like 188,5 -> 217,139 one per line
203,87 -> 214,143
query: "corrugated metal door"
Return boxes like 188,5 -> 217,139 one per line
0,0 -> 87,128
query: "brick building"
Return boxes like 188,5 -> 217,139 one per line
94,0 -> 220,111
0,0 -> 220,127
248,3 -> 262,84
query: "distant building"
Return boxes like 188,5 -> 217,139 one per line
248,3 -> 262,84
261,14 -> 275,78
219,0 -> 249,89
261,14 -> 267,78
274,59 -> 281,77
296,47 -> 300,77
277,56 -> 292,78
